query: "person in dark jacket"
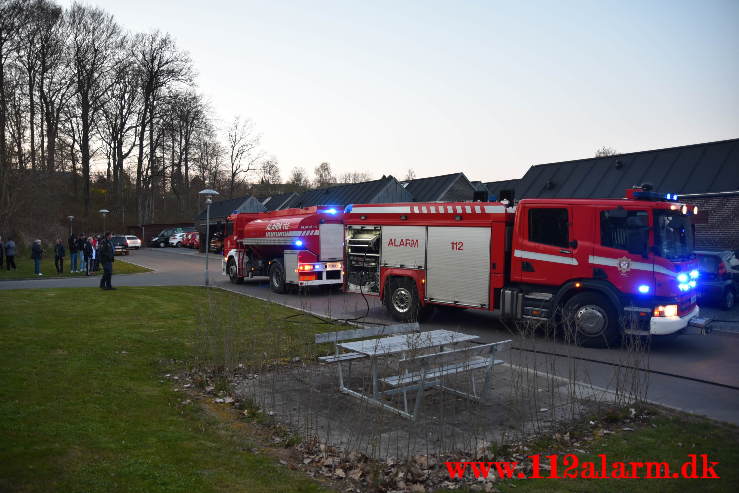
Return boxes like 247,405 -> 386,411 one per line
99,232 -> 115,290
0,236 -> 4,269
78,234 -> 88,273
84,237 -> 94,276
54,238 -> 65,274
68,234 -> 78,273
31,239 -> 43,276
5,238 -> 16,270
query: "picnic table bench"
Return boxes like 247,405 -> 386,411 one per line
315,324 -> 512,420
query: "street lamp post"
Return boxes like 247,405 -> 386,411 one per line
67,216 -> 74,237
99,209 -> 110,232
198,189 -> 220,286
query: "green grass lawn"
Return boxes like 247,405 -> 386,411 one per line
1,286 -> 737,493
0,286 -> 332,493
0,253 -> 150,280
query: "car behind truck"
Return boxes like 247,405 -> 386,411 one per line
343,188 -> 704,347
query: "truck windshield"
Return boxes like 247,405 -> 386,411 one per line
653,210 -> 695,261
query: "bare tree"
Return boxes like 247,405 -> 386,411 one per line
0,0 -> 27,226
287,166 -> 310,189
131,30 -> 191,223
339,171 -> 372,184
226,116 -> 260,198
35,0 -> 72,174
404,168 -> 416,181
313,161 -> 335,188
68,2 -> 121,213
98,34 -> 140,207
595,146 -> 618,157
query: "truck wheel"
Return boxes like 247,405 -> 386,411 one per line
722,289 -> 735,310
562,292 -> 620,348
269,261 -> 286,293
385,277 -> 424,322
227,258 -> 244,284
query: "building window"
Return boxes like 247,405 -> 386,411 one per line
600,209 -> 648,250
528,208 -> 569,248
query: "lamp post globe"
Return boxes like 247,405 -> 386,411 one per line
67,216 -> 74,236
198,189 -> 220,286
99,209 -> 110,233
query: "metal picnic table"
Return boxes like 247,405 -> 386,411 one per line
336,329 -> 479,416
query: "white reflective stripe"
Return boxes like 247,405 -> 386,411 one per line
422,206 -> 428,213
456,205 -> 463,213
350,206 -> 411,214
588,255 -> 677,277
474,205 -> 481,213
430,206 -> 436,213
242,238 -> 296,245
514,249 -> 579,265
446,206 -> 453,213
465,205 -> 472,213
484,205 -> 507,213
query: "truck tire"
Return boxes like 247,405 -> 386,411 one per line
269,261 -> 286,293
227,258 -> 244,284
562,291 -> 621,348
385,277 -> 424,322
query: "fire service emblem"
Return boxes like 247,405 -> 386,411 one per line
617,256 -> 632,276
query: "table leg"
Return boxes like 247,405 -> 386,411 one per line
371,358 -> 378,397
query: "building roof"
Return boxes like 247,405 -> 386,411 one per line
401,172 -> 475,202
292,176 -> 413,208
485,179 -> 520,199
196,195 -> 265,221
262,192 -> 299,211
515,138 -> 739,199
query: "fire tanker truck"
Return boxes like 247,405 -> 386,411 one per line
343,187 -> 704,347
222,206 -> 344,292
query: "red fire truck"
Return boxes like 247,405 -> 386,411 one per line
222,206 -> 345,292
343,188 -> 703,347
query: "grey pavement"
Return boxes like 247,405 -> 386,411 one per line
2,247 -> 738,424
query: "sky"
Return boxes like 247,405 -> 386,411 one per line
60,0 -> 739,183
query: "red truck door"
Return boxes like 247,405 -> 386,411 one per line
511,204 -> 583,286
589,207 -> 654,297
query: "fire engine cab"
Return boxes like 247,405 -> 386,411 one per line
343,188 -> 702,347
223,207 -> 344,292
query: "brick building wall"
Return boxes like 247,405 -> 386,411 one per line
687,192 -> 739,251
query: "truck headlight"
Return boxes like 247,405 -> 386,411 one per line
653,304 -> 678,318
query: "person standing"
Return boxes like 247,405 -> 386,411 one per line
54,238 -> 65,274
31,239 -> 43,276
78,234 -> 87,273
85,237 -> 95,276
99,232 -> 115,290
5,238 -> 16,270
68,234 -> 78,273
0,236 -> 4,270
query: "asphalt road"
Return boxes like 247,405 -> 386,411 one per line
3,247 -> 738,424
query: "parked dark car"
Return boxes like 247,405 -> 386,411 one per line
150,228 -> 176,248
111,235 -> 131,256
695,250 -> 738,310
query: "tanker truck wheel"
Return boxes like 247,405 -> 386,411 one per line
385,277 -> 424,322
227,258 -> 244,284
562,292 -> 621,348
269,260 -> 287,293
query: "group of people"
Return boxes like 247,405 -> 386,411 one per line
0,236 -> 17,271
0,233 -> 116,289
64,233 -> 106,276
